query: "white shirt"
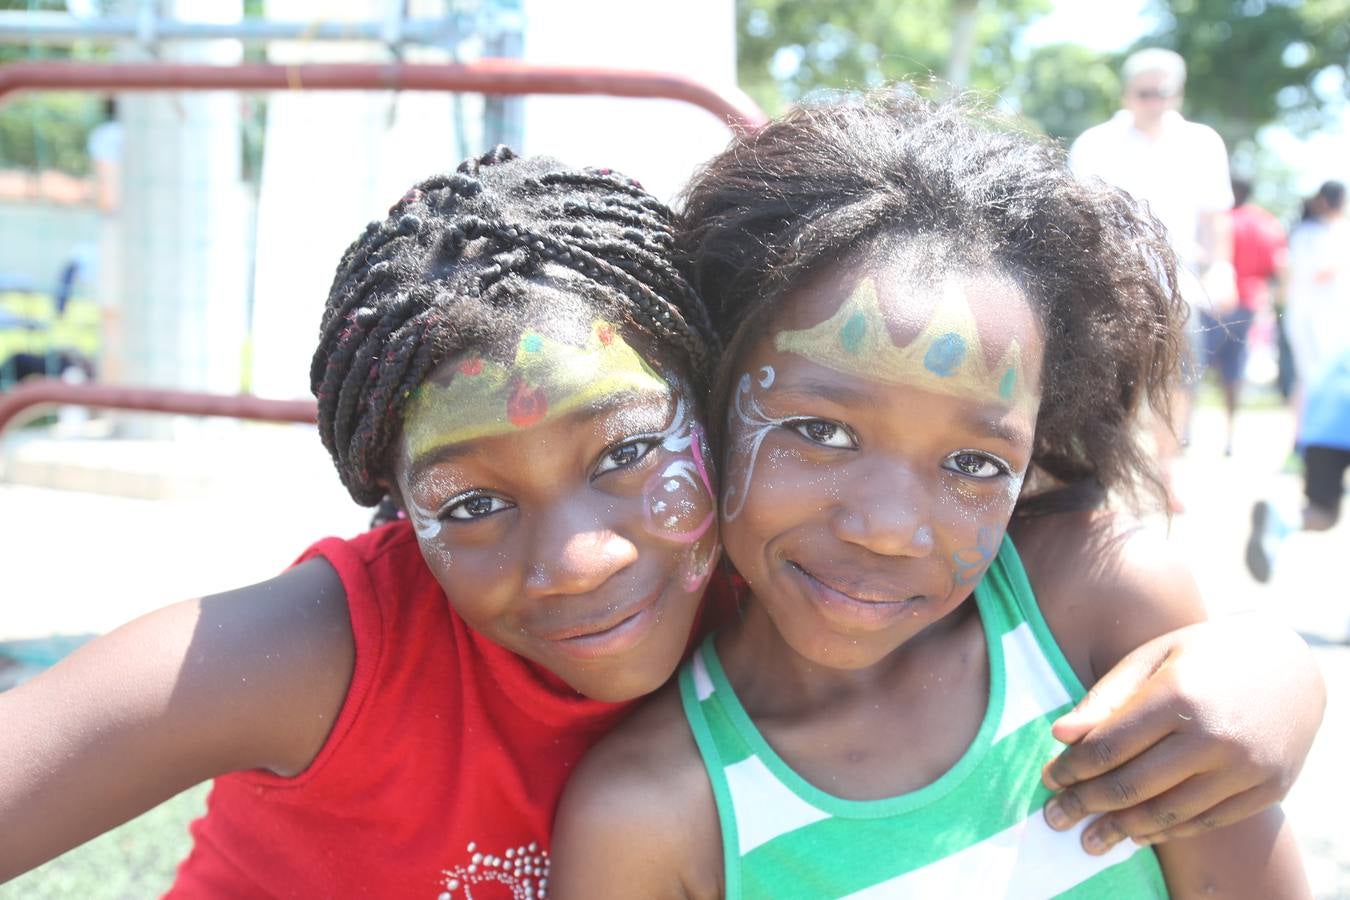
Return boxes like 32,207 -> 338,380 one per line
1069,110 -> 1232,271
1285,218 -> 1350,385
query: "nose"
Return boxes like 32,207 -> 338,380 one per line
829,462 -> 936,558
523,503 -> 639,599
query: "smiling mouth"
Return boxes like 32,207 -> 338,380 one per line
789,561 -> 923,628
540,589 -> 665,660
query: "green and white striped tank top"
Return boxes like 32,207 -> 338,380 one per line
678,536 -> 1169,899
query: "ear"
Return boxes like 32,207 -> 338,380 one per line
378,477 -> 406,511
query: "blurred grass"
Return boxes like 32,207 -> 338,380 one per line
0,290 -> 101,389
0,784 -> 209,899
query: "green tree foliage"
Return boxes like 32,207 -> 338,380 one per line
1139,0 -> 1350,146
1013,42 -> 1120,144
0,1 -> 111,174
0,93 -> 104,174
737,0 -> 1050,115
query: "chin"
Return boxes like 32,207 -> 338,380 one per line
569,662 -> 668,703
799,637 -> 897,672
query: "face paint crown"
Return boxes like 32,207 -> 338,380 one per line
773,278 -> 1035,410
403,320 -> 669,457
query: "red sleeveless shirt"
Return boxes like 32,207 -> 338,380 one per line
171,522 -> 728,898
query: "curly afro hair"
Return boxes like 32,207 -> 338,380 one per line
677,90 -> 1187,514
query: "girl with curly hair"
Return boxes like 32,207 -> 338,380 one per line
552,94 -> 1310,898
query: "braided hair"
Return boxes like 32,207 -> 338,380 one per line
678,92 -> 1186,514
312,146 -> 717,507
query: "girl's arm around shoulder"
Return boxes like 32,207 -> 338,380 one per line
550,682 -> 724,900
1014,510 -> 1310,898
1012,509 -> 1208,682
0,557 -> 354,881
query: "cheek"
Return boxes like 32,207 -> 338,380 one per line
719,443 -> 818,571
938,477 -> 1020,524
929,472 -> 1024,590
641,453 -> 715,544
416,538 -> 514,623
949,524 -> 1003,586
640,433 -> 719,594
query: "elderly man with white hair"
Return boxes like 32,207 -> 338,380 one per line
1070,47 -> 1236,507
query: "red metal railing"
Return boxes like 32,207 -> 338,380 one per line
0,60 -> 767,132
0,60 -> 765,440
0,379 -> 317,436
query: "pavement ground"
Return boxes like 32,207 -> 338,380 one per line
0,398 -> 1347,896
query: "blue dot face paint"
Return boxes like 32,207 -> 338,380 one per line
923,332 -> 967,377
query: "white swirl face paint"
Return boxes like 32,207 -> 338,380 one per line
641,395 -> 715,544
722,365 -> 791,522
637,393 -> 719,593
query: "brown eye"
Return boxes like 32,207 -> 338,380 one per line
944,452 -> 1007,479
595,439 -> 655,475
445,494 -> 511,520
789,419 -> 856,449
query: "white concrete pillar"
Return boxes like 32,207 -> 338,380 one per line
117,0 -> 247,413
248,0 -> 467,401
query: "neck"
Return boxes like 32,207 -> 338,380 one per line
1131,113 -> 1166,138
716,593 -> 976,720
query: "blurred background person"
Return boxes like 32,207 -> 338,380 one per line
1223,175 -> 1287,454
1285,181 -> 1348,402
86,97 -> 123,386
1273,200 -> 1321,404
1247,347 -> 1350,582
1069,47 -> 1236,508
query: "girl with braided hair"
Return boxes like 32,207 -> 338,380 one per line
551,96 -> 1311,897
0,143 -> 1321,899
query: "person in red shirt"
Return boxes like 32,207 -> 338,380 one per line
1217,177 -> 1288,453
0,149 -> 1326,898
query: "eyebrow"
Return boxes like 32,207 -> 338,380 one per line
770,377 -> 1033,445
956,406 -> 1034,446
768,378 -> 877,409
404,386 -> 673,486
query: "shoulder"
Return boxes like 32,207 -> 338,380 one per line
1069,117 -> 1120,160
0,559 -> 355,876
1176,116 -> 1230,156
178,557 -> 356,775
1009,510 -> 1206,685
551,682 -> 722,900
301,523 -> 438,623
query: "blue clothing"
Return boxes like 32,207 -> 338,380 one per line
1300,350 -> 1350,452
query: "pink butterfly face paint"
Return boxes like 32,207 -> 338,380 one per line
639,394 -> 719,592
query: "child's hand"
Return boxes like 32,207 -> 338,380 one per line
1039,614 -> 1323,855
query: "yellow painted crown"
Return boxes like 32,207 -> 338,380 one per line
404,320 -> 668,457
773,278 -> 1034,410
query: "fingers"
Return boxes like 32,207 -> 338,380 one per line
1056,778 -> 1280,856
1133,785 -> 1280,845
1043,733 -> 1200,835
1049,637 -> 1172,748
1043,685 -> 1177,792
1072,772 -> 1225,853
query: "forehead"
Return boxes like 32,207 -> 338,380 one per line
401,316 -> 673,462
766,256 -> 1036,380
1127,69 -> 1175,91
